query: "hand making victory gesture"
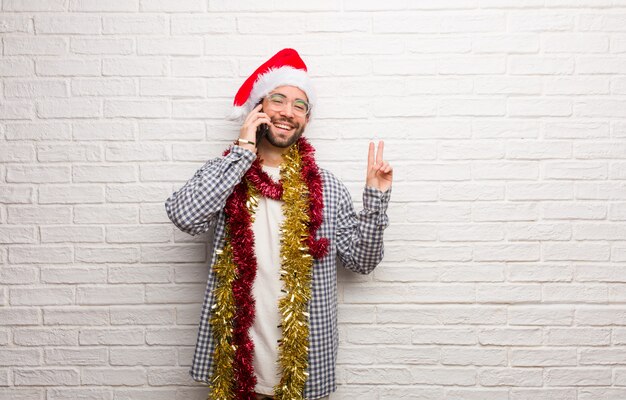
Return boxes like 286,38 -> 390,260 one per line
366,141 -> 393,193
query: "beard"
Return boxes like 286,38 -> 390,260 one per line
264,117 -> 306,148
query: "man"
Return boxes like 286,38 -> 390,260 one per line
165,48 -> 392,400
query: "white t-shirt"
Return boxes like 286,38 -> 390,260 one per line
251,165 -> 284,395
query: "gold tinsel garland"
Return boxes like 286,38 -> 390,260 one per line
209,143 -> 313,399
274,144 -> 313,399
209,238 -> 237,398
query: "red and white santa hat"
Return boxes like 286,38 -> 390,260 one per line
227,48 -> 316,122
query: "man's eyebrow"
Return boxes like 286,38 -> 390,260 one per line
269,92 -> 308,103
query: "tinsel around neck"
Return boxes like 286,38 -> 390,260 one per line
224,137 -> 329,258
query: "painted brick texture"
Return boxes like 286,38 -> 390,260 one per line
2,1 -> 626,399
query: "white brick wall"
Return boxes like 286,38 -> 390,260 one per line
2,1 -> 626,399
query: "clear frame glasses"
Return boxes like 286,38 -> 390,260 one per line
265,93 -> 310,117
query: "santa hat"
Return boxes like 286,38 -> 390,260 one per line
227,48 -> 316,122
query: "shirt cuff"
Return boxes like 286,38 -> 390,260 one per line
230,144 -> 257,162
363,185 -> 391,212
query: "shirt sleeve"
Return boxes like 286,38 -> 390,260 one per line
164,145 -> 256,236
335,184 -> 391,274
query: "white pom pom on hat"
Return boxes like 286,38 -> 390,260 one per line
227,48 -> 316,122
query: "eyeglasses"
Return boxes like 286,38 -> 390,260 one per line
265,93 -> 310,117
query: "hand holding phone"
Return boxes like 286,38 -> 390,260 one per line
239,103 -> 270,149
256,107 -> 270,144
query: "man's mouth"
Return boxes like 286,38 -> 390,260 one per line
272,121 -> 295,133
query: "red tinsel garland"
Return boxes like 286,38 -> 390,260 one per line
220,137 -> 328,399
224,182 -> 257,398
298,138 -> 329,259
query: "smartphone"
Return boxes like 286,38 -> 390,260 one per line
256,106 -> 269,144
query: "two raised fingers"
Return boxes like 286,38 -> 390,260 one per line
368,141 -> 385,168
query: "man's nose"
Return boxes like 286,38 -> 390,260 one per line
279,103 -> 294,117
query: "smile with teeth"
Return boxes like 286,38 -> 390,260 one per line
273,122 -> 294,131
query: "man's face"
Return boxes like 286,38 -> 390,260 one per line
261,85 -> 310,148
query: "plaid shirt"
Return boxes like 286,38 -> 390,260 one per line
164,145 -> 390,399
